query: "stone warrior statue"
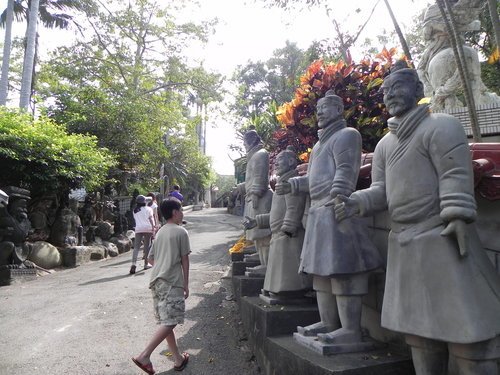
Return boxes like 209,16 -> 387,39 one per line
0,187 -> 32,266
238,128 -> 272,277
335,61 -> 500,374
276,90 -> 382,347
243,146 -> 311,302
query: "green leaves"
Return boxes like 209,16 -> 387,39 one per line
0,107 -> 116,193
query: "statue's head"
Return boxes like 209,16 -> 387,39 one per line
381,60 -> 425,117
316,90 -> 343,129
243,126 -> 262,152
275,146 -> 298,176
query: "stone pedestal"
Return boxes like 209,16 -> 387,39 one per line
232,275 -> 264,302
232,260 -> 260,276
0,265 -> 37,286
259,291 -> 314,306
293,332 -> 385,356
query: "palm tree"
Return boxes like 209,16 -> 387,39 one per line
1,0 -> 86,110
19,0 -> 39,109
0,0 -> 14,105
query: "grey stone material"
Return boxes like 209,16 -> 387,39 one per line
232,275 -> 264,304
28,241 -> 62,269
95,221 -> 113,241
0,265 -> 37,286
232,260 -> 260,276
60,246 -> 92,268
337,62 -> 500,374
103,241 -> 119,257
108,235 -> 131,254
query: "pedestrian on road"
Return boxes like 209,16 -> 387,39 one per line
147,192 -> 160,230
132,199 -> 191,374
168,185 -> 184,203
130,195 -> 155,274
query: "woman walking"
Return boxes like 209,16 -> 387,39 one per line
130,195 -> 155,274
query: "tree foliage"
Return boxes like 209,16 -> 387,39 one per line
274,48 -> 397,160
37,0 -> 222,194
0,107 -> 116,196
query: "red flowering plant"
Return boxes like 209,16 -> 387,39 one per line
274,47 -> 401,161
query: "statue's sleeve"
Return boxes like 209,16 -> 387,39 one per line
425,116 -> 477,222
250,151 -> 270,193
331,128 -> 361,196
351,137 -> 388,216
282,192 -> 306,231
256,213 -> 271,229
237,182 -> 246,196
289,150 -> 313,194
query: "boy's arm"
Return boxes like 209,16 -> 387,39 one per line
181,254 -> 189,299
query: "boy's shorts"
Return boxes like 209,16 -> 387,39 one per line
151,279 -> 185,326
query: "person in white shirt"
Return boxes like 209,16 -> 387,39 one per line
130,195 -> 155,274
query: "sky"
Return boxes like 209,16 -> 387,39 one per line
0,0 -> 430,175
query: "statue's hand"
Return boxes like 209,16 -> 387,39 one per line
440,219 -> 468,257
242,216 -> 257,230
327,195 -> 360,222
281,224 -> 296,237
275,181 -> 291,195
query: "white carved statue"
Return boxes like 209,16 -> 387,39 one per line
238,129 -> 272,277
276,90 -> 383,347
244,146 -> 311,300
335,62 -> 500,375
417,0 -> 500,110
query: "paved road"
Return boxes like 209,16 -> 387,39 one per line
0,208 -> 259,375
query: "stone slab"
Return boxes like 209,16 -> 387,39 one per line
259,293 -> 314,306
60,246 -> 92,268
0,266 -> 37,286
262,335 -> 414,375
232,260 -> 260,276
240,296 -> 320,340
230,252 -> 244,262
293,333 -> 386,356
232,275 -> 265,301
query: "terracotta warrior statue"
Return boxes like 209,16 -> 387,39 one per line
243,146 -> 311,300
276,90 -> 382,346
238,128 -> 272,277
334,61 -> 500,374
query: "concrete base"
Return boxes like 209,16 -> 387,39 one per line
232,275 -> 265,301
0,265 -> 37,286
232,260 -> 260,276
241,296 -> 320,340
294,332 -> 386,355
230,252 -> 244,262
259,292 -> 314,306
264,336 -> 414,375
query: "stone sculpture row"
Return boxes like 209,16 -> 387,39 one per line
240,62 -> 500,375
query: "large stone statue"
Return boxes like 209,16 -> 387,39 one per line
238,128 -> 272,277
0,187 -> 32,265
335,61 -> 500,374
417,0 -> 500,110
276,90 -> 382,348
243,146 -> 311,303
50,199 -> 82,247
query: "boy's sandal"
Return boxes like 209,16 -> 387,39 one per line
132,357 -> 155,375
174,352 -> 189,371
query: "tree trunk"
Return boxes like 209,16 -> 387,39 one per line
436,0 -> 482,142
0,0 -> 14,105
19,0 -> 40,110
383,0 -> 413,66
487,0 -> 500,54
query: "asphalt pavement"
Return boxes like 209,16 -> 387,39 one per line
0,208 -> 260,375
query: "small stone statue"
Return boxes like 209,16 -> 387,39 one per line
27,194 -> 57,242
50,199 -> 82,247
243,146 -> 311,302
335,62 -> 500,374
0,187 -> 32,265
238,128 -> 272,277
277,90 -> 382,348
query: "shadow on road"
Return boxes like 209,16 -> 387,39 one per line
78,273 -> 133,286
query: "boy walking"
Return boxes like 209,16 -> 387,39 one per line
132,199 -> 191,374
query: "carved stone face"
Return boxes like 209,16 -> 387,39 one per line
275,152 -> 295,176
8,199 -> 28,221
382,74 -> 418,117
317,98 -> 342,129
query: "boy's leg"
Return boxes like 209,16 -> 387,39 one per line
134,324 -> 175,365
165,330 -> 185,367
